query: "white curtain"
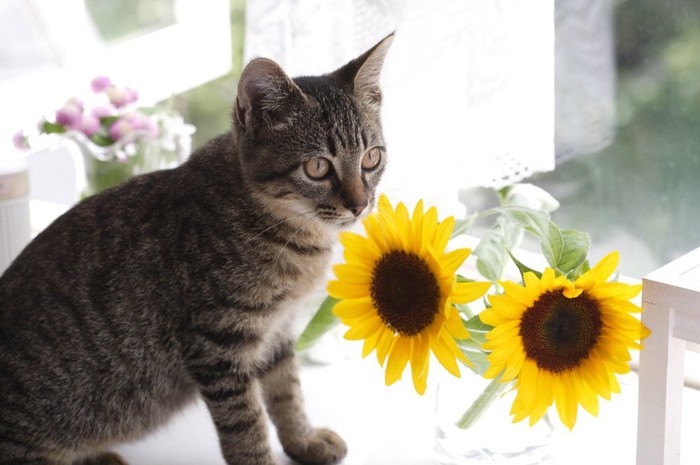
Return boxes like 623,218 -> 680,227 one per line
555,0 -> 615,161
244,0 -> 613,212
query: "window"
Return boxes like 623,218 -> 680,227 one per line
534,0 -> 700,278
0,0 -> 232,147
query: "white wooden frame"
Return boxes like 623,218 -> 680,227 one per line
637,246 -> 700,465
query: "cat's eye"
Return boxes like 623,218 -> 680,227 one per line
362,147 -> 382,171
304,157 -> 331,179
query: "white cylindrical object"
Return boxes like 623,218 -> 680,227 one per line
0,156 -> 31,275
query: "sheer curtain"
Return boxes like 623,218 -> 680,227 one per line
244,0 -> 612,213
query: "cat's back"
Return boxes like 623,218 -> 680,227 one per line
0,133 -> 244,447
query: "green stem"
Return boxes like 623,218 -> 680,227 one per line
455,378 -> 508,429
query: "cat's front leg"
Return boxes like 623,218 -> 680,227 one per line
257,338 -> 347,465
187,353 -> 276,465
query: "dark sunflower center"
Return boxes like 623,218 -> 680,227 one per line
370,250 -> 441,336
519,290 -> 603,373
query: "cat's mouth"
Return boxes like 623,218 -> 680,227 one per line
317,211 -> 356,228
316,204 -> 372,229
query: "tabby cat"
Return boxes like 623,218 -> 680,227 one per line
0,34 -> 393,465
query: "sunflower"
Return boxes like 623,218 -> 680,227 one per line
480,251 -> 651,429
328,195 -> 491,395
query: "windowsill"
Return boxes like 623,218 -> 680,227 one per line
112,356 -> 700,465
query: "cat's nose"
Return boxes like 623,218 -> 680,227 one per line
347,200 -> 369,217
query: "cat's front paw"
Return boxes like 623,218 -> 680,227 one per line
283,428 -> 347,465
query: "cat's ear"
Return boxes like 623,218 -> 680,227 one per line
235,58 -> 307,130
332,33 -> 394,107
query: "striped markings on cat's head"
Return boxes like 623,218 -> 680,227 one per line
233,34 -> 394,230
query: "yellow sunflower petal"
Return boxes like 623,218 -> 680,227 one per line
394,201 -> 413,250
343,248 -> 376,269
365,213 -> 392,251
439,248 -> 470,277
553,372 -> 579,430
410,199 -> 425,253
443,307 -> 470,340
361,325 -> 384,358
535,368 -> 554,407
517,359 -> 540,411
343,313 -> 384,340
592,250 -> 620,283
574,373 -> 600,416
431,332 -> 462,377
522,271 -> 542,299
375,329 -> 395,366
479,306 -> 513,326
483,294 -> 526,322
433,216 -> 454,256
580,356 -> 613,400
540,268 -> 556,290
327,280 -> 370,299
332,263 -> 372,285
452,280 -> 491,305
385,337 -> 411,385
410,335 -> 430,395
421,206 -> 438,253
332,297 -> 374,320
500,280 -> 534,307
340,231 -> 381,259
500,348 -> 526,382
377,194 -> 394,220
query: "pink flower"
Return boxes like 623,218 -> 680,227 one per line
91,75 -> 112,93
110,118 -> 133,141
67,96 -> 84,112
124,87 -> 139,104
55,100 -> 83,129
91,106 -> 113,119
126,112 -> 159,138
12,130 -> 30,151
106,85 -> 139,108
80,114 -> 100,137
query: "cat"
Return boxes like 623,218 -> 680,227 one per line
0,33 -> 393,465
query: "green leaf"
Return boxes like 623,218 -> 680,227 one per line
295,296 -> 340,351
558,229 -> 591,275
458,314 -> 494,376
456,274 -> 476,283
100,115 -> 120,125
457,338 -> 491,376
568,259 -> 591,281
464,314 -> 493,345
454,302 -> 474,319
501,206 -> 563,270
506,249 -> 543,280
451,215 -> 476,238
474,216 -> 523,283
474,228 -> 506,283
90,133 -> 114,147
500,183 -> 560,213
41,121 -> 65,134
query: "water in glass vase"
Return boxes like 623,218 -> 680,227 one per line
434,373 -> 555,465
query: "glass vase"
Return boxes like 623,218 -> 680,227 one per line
434,373 -> 555,465
65,126 -> 193,198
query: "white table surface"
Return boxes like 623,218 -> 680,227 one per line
112,350 -> 700,465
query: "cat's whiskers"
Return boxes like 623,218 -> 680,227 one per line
271,213 -> 320,268
245,209 -> 318,243
303,218 -> 325,267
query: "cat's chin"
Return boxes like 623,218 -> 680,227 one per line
319,216 -> 357,230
